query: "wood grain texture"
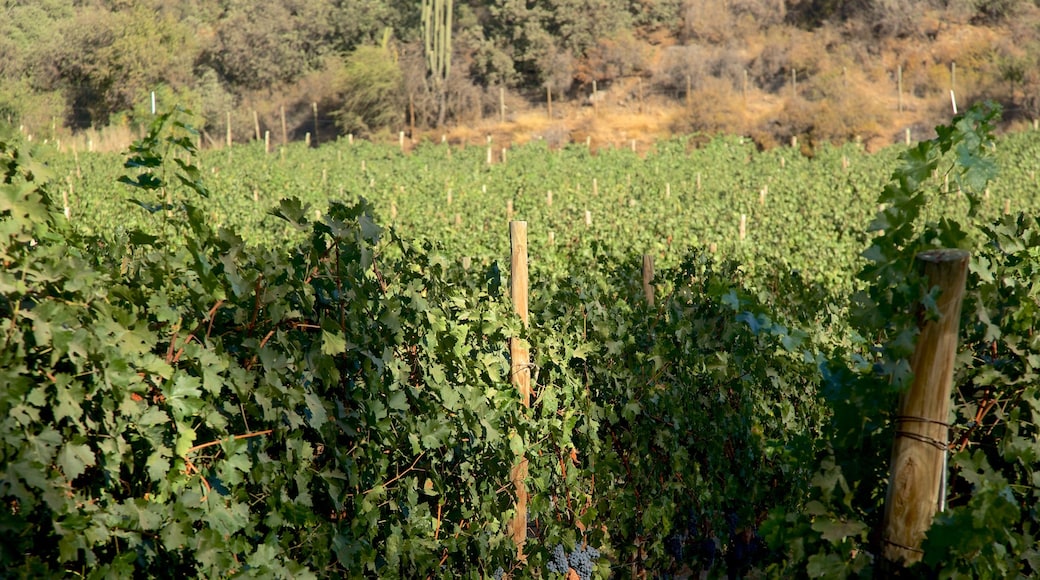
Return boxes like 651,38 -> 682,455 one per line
881,249 -> 970,565
508,221 -> 530,559
642,253 -> 655,307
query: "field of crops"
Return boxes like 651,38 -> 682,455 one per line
3,106 -> 1039,578
56,125 -> 1040,295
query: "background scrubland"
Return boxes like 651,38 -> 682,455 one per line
4,0 -> 1040,151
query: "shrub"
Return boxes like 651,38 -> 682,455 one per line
335,45 -> 405,137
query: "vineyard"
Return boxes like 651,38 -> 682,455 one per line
2,105 -> 1039,578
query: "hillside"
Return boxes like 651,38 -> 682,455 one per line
2,0 -> 1039,153
440,19 -> 1037,154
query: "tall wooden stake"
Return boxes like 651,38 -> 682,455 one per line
638,77 -> 644,113
63,177 -> 72,220
508,221 -> 531,559
881,249 -> 970,566
312,102 -> 319,145
592,80 -> 598,116
280,105 -> 288,144
897,65 -> 904,113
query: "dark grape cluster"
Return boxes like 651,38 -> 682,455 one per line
546,544 -> 569,574
698,537 -> 718,569
568,544 -> 600,580
545,543 -> 601,580
664,509 -> 713,571
664,533 -> 684,561
726,529 -> 766,574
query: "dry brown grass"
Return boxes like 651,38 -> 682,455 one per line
423,18 -> 1034,155
59,124 -> 138,154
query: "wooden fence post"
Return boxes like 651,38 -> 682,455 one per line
500,87 -> 506,123
280,105 -> 288,144
897,65 -> 904,113
508,221 -> 531,560
312,102 -> 319,145
63,177 -> 72,220
592,80 -> 598,116
881,249 -> 970,566
642,254 -> 655,307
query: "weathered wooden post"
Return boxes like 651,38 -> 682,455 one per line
881,249 -> 970,566
508,221 -> 531,559
499,87 -> 506,122
63,177 -> 72,220
897,65 -> 904,113
280,105 -> 288,144
592,80 -> 599,116
312,102 -> 319,145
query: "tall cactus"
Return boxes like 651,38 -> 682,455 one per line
422,0 -> 453,126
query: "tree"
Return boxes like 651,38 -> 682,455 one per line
482,0 -> 556,88
329,0 -> 401,51
38,3 -> 196,128
335,42 -> 405,136
203,0 -> 334,91
546,0 -> 632,55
